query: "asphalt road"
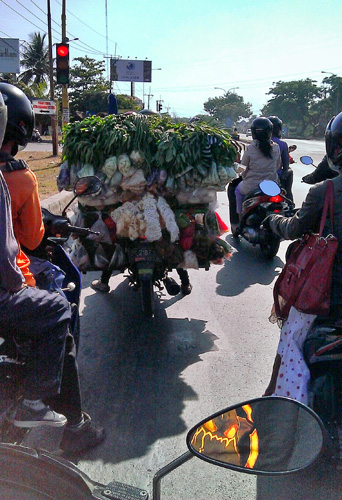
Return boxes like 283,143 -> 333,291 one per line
67,139 -> 342,500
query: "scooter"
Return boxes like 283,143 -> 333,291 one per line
231,180 -> 295,259
0,396 -> 327,499
31,128 -> 42,143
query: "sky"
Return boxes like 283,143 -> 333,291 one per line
1,0 -> 342,118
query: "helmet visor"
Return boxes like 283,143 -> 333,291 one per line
0,99 -> 7,149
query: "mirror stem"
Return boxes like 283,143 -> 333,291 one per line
62,195 -> 77,217
152,451 -> 193,500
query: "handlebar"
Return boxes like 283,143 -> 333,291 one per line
51,221 -> 100,237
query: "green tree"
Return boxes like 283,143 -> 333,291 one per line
19,32 -> 50,85
321,75 -> 342,117
67,56 -> 110,116
261,79 -> 322,135
203,92 -> 252,125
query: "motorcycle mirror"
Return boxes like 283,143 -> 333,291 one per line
186,396 -> 325,476
74,176 -> 102,197
300,156 -> 314,166
259,180 -> 281,197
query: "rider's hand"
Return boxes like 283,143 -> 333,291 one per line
261,215 -> 273,233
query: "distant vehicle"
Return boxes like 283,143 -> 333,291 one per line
246,128 -> 252,137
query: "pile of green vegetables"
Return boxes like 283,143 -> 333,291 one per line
62,114 -> 238,183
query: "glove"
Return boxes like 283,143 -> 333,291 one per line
261,215 -> 274,233
302,173 -> 316,184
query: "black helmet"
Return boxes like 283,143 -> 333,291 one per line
0,91 -> 7,149
325,112 -> 342,170
0,82 -> 34,148
268,115 -> 283,138
251,117 -> 273,141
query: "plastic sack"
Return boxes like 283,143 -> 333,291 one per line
87,213 -> 112,244
179,222 -> 195,250
70,240 -> 91,271
179,250 -> 199,269
94,244 -> 110,269
57,160 -> 71,192
77,163 -> 95,178
176,188 -> 217,205
108,244 -> 126,270
29,256 -> 65,295
69,205 -> 85,229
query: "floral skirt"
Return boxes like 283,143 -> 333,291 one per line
273,306 -> 317,405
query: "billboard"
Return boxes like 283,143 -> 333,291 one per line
0,38 -> 20,73
110,59 -> 152,83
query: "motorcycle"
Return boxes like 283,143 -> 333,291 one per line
0,177 -> 100,449
0,396 -> 326,499
31,128 -> 42,143
231,180 -> 295,259
68,177 -> 224,318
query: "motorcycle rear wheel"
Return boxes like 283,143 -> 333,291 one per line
259,239 -> 280,259
141,279 -> 154,318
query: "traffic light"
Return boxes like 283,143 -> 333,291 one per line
156,100 -> 163,112
56,43 -> 69,85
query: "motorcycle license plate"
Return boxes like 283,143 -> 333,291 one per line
131,247 -> 155,262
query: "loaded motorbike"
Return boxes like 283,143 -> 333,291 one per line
0,177 -> 100,448
67,178 -> 231,318
0,396 -> 327,499
231,180 -> 295,259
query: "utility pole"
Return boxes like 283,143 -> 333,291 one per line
61,0 -> 69,126
147,86 -> 153,109
47,0 -> 58,156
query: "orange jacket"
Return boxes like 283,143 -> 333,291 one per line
3,168 -> 44,286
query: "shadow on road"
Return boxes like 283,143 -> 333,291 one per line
76,273 -> 217,466
215,235 -> 283,297
257,460 -> 342,499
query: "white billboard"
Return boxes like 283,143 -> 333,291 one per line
0,38 -> 20,73
110,59 -> 152,83
31,99 -> 56,115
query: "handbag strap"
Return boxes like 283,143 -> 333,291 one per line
319,180 -> 334,236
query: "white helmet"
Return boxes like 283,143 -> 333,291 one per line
0,91 -> 7,149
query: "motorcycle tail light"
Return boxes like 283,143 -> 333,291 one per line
269,195 -> 283,203
274,209 -> 281,213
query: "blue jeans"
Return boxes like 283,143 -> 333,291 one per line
0,287 -> 70,401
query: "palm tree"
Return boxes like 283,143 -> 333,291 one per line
19,32 -> 50,85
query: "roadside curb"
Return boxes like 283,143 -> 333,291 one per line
41,190 -> 74,214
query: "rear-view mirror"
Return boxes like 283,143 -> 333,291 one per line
74,176 -> 102,197
259,180 -> 281,197
187,396 -> 324,475
300,156 -> 314,166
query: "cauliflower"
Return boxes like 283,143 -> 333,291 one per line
118,154 -> 136,177
129,150 -> 144,167
141,193 -> 162,242
102,156 -> 117,184
157,196 -> 179,243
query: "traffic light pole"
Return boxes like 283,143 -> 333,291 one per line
47,0 -> 58,156
61,0 -> 69,127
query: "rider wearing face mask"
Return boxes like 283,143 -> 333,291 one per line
0,82 -> 44,287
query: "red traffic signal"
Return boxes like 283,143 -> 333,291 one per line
56,43 -> 69,85
57,44 -> 69,58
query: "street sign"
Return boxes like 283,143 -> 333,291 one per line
31,100 -> 56,115
0,38 -> 20,73
110,59 -> 152,82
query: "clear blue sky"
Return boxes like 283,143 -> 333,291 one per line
1,0 -> 342,118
